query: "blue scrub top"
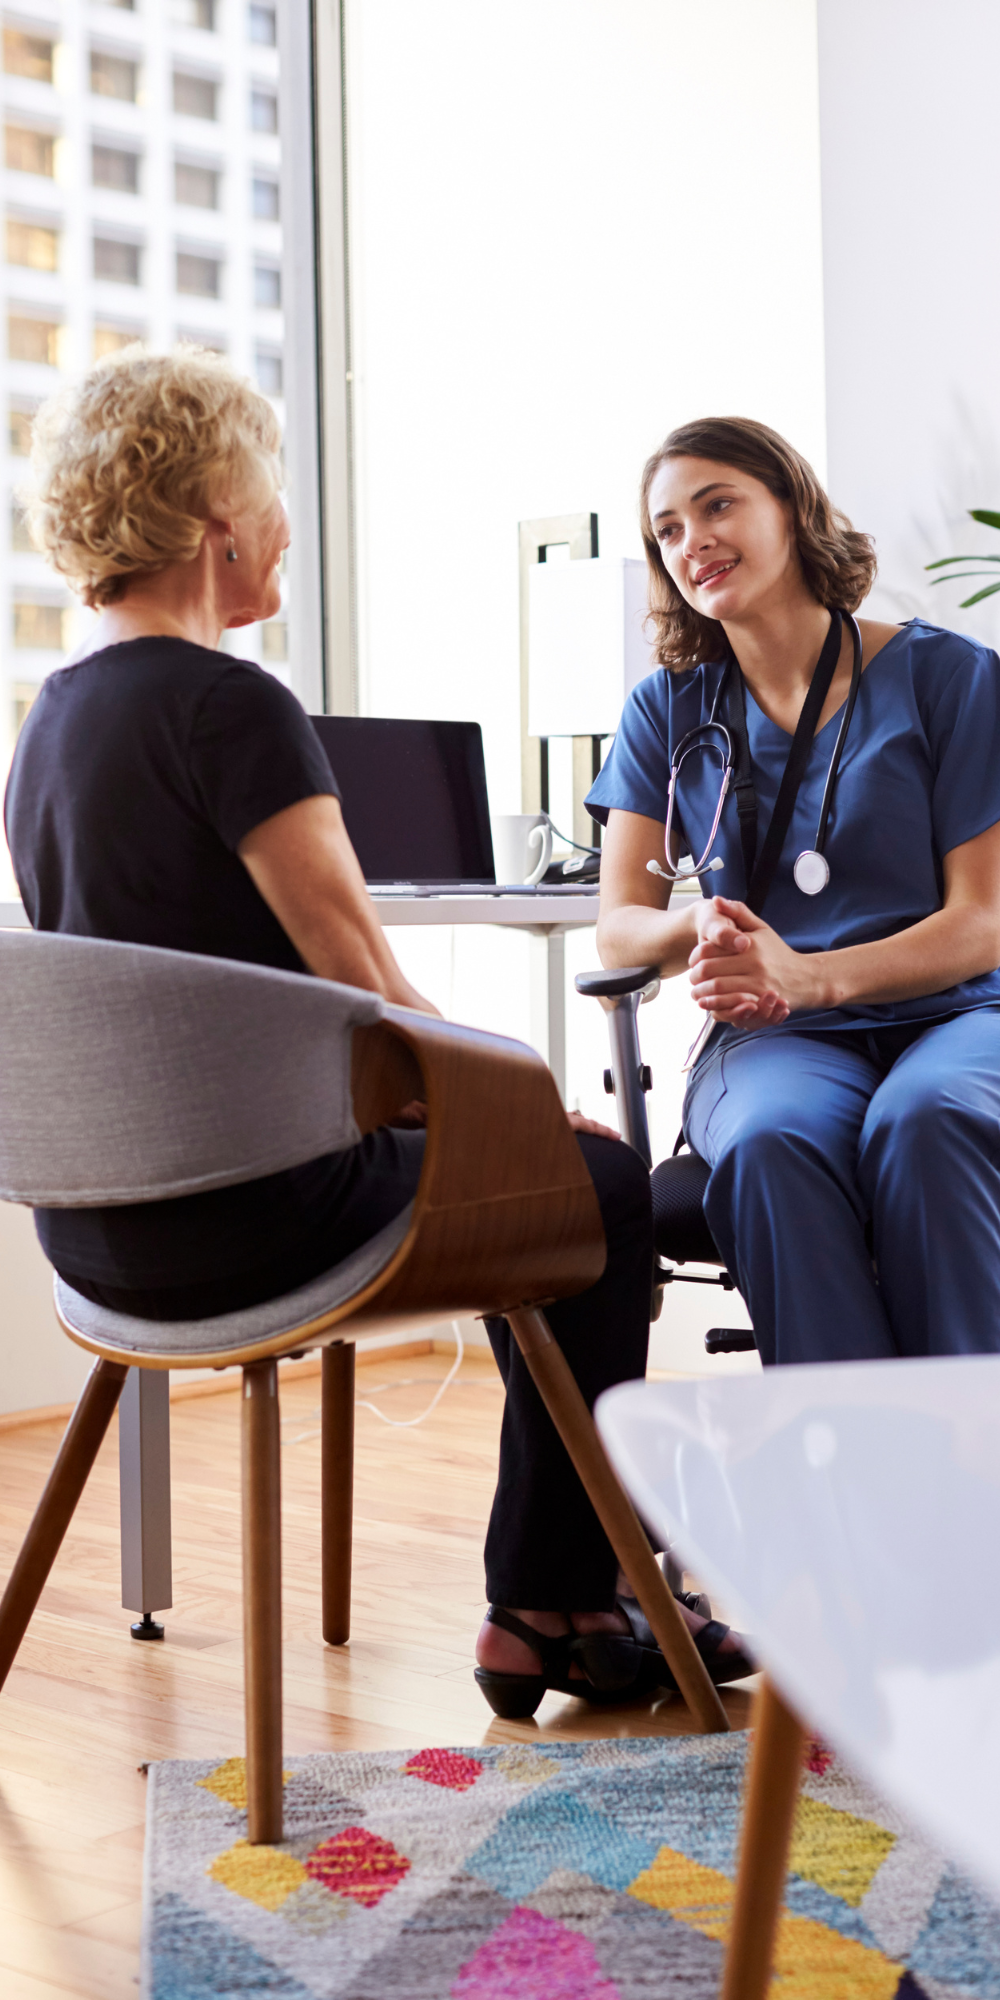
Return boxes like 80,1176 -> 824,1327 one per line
586,619 -> 1000,1031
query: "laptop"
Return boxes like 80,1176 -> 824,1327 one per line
309,715 -> 595,896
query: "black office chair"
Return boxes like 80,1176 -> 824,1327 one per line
575,964 -> 756,1358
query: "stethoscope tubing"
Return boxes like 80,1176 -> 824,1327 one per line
660,610 -> 863,887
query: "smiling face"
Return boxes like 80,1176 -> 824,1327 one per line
647,454 -> 806,626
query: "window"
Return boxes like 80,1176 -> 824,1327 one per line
94,237 -> 141,285
250,89 -> 277,134
261,620 -> 287,662
252,176 -> 279,221
90,51 -> 138,102
171,0 -> 216,25
248,6 -> 277,46
177,250 -> 220,297
5,127 -> 55,178
93,324 -> 142,360
9,404 -> 37,456
254,263 -> 280,308
92,143 -> 140,193
14,603 -> 64,651
173,71 -> 217,120
3,29 -> 54,84
8,315 -> 60,366
11,503 -> 33,554
255,348 -> 282,395
6,221 -> 58,272
12,684 -> 39,736
174,161 -> 219,209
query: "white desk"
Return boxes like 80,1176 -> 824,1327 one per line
372,890 -> 600,1102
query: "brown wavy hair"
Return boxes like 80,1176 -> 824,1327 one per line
639,417 -> 877,672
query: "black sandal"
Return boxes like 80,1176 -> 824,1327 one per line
474,1603 -> 756,1719
616,1594 -> 757,1685
474,1606 -> 682,1718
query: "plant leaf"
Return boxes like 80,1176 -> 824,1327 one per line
929,571 -> 1000,585
969,509 -> 1000,532
960,582 -> 1000,606
925,555 -> 1000,570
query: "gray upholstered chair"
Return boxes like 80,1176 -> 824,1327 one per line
0,931 -> 727,1842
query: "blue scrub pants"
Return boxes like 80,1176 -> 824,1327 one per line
683,1008 -> 1000,1366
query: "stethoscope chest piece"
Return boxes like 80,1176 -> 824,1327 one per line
793,848 -> 830,896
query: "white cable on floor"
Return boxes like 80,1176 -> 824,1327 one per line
355,1320 -> 465,1428
279,1321 -> 467,1445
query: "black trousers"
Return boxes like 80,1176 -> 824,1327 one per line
66,1125 -> 653,1613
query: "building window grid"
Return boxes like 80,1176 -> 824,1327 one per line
0,0 -> 288,834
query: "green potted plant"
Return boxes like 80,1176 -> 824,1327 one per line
927,511 -> 1000,605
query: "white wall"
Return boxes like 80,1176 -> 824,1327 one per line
819,0 -> 1000,647
346,0 -> 827,811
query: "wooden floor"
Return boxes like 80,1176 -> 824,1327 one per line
0,1348 -> 754,1999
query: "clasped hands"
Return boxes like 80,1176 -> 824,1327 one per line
688,896 -> 822,1027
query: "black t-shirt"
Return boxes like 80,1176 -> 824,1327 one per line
4,638 -> 343,1291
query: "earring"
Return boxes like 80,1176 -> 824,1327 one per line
225,536 -> 238,563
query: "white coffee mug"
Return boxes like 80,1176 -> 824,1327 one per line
491,813 -> 554,887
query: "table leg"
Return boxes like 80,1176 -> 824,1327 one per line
529,929 -> 566,1102
119,1367 -> 172,1637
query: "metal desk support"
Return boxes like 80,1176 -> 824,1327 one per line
119,1368 -> 172,1638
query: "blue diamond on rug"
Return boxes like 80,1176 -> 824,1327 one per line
141,1736 -> 1000,1999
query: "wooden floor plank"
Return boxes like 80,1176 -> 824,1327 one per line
0,1350 -> 753,1995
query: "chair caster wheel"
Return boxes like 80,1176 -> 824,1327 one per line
130,1612 -> 165,1641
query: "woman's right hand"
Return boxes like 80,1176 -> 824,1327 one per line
691,896 -> 790,1027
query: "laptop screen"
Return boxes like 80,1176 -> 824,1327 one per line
310,716 -> 496,884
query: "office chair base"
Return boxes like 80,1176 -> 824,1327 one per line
130,1612 -> 165,1641
705,1328 -> 758,1355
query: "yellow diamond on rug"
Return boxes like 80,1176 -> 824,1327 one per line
208,1839 -> 307,1911
790,1793 -> 896,1907
197,1755 -> 290,1810
628,1844 -> 903,1998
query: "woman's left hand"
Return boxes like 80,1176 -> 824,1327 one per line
687,896 -> 824,1024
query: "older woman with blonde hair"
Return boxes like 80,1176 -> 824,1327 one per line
8,346 -> 751,1715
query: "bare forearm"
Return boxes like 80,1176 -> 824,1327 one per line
597,896 -> 703,976
813,904 -> 1000,1009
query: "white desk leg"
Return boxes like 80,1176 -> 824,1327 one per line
119,1367 -> 172,1639
529,929 -> 566,1103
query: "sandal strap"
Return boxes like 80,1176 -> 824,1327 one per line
485,1605 -> 571,1672
694,1617 -> 731,1659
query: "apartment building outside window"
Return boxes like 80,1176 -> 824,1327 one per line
0,0 -> 292,891
250,89 -> 277,133
90,51 -> 138,103
174,162 -> 219,209
5,127 -> 55,178
92,144 -> 140,193
3,30 -> 55,84
8,314 -> 61,366
6,221 -> 59,273
176,250 -> 220,298
248,7 -> 276,47
94,237 -> 141,285
173,72 -> 217,120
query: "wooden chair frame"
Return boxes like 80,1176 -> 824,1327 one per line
0,1006 -> 728,1845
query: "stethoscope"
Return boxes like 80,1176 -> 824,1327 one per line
648,612 -> 864,897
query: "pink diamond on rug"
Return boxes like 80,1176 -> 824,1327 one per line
403,1748 -> 484,1792
305,1827 -> 410,1908
451,1906 -> 621,1999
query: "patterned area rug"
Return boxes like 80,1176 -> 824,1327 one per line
142,1732 -> 1000,1998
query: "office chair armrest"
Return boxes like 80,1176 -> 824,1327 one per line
349,1009 -> 606,1323
575,965 -> 660,1002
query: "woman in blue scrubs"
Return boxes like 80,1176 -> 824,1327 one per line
588,416 -> 1000,1366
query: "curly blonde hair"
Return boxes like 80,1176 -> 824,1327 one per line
640,417 -> 877,672
26,345 -> 283,607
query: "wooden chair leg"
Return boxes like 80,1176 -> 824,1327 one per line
0,1358 -> 128,1693
721,1677 -> 806,2000
321,1342 -> 354,1645
242,1359 -> 283,1844
506,1307 -> 729,1733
